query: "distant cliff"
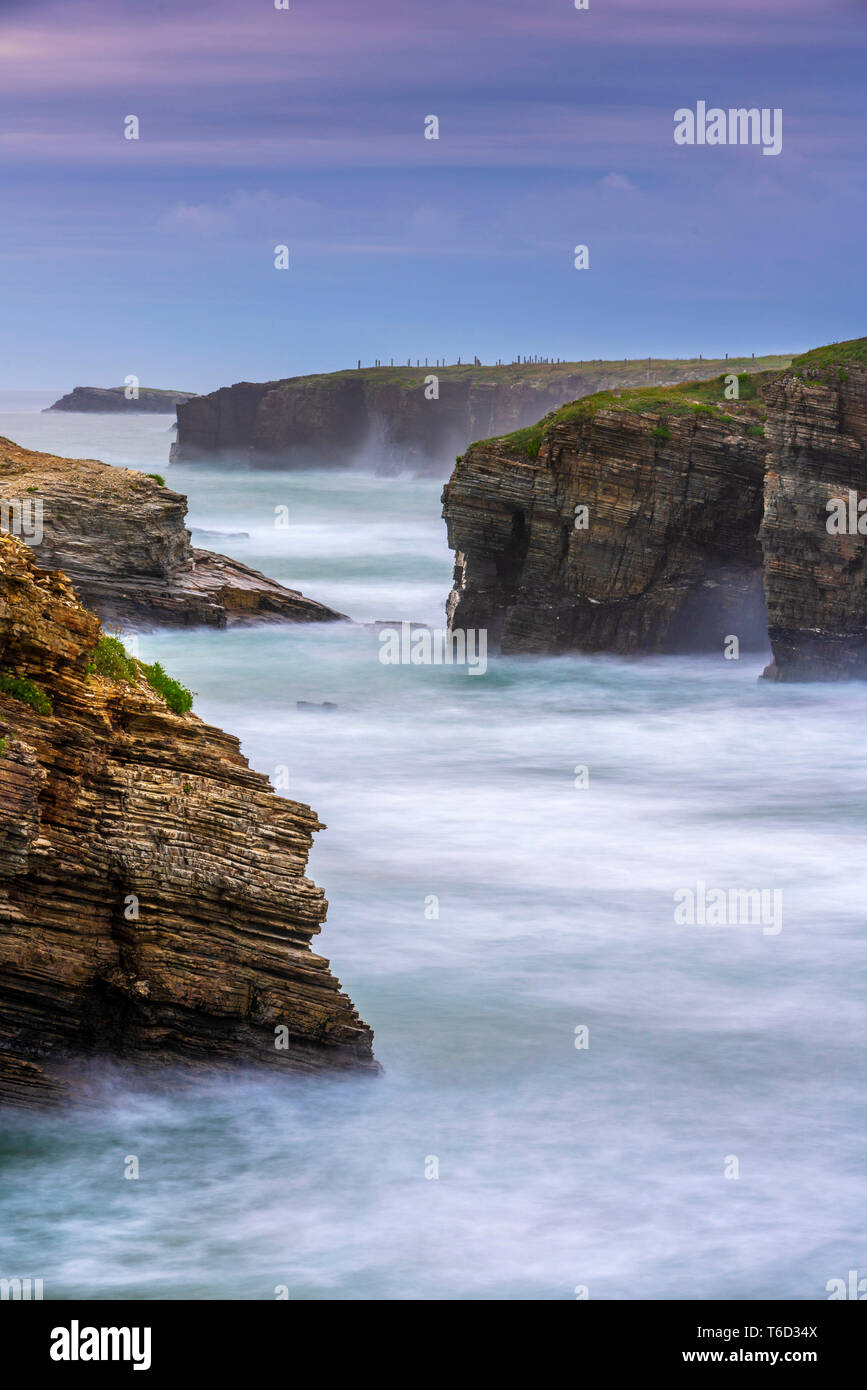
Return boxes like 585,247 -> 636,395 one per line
47,386 -> 197,414
442,339 -> 867,681
0,534 -> 374,1104
172,357 -> 790,474
0,436 -> 343,629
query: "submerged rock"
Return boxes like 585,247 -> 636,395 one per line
0,534 -> 374,1104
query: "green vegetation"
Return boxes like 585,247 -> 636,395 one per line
281,354 -> 792,395
0,736 -> 7,757
748,424 -> 766,438
791,338 -> 867,375
480,367 -> 781,461
86,636 -> 193,714
496,424 -> 544,459
145,473 -> 166,486
86,635 -> 138,683
0,669 -> 52,716
140,661 -> 193,715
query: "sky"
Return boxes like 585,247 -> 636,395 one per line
0,0 -> 865,393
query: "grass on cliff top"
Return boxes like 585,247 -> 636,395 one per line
87,635 -> 194,715
478,372 -> 775,459
266,354 -> 791,394
0,669 -> 52,716
791,338 -> 867,374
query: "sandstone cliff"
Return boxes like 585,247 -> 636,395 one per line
0,436 -> 343,629
0,534 -> 373,1104
442,339 -> 867,679
47,386 -> 197,414
173,357 -> 789,474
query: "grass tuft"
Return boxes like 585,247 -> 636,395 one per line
0,669 -> 52,715
141,661 -> 193,715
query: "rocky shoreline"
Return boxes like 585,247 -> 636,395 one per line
0,534 -> 374,1104
442,339 -> 867,681
0,436 -> 344,630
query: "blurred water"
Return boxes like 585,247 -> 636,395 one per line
0,402 -> 865,1300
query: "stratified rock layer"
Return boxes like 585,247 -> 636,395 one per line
173,357 -> 789,474
0,535 -> 374,1103
0,436 -> 344,629
760,362 -> 867,680
444,380 -> 771,655
442,341 -> 867,679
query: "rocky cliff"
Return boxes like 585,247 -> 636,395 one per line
47,386 -> 197,413
442,339 -> 867,679
760,345 -> 867,680
0,534 -> 373,1104
0,436 -> 343,629
172,357 -> 790,474
444,375 -> 772,655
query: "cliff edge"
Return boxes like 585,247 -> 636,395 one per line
172,357 -> 790,475
442,339 -> 867,680
0,534 -> 374,1104
0,436 -> 344,629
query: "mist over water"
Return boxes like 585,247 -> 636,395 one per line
1,404 -> 866,1299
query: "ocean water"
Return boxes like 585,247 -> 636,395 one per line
0,399 -> 865,1300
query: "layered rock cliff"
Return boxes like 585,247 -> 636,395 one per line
442,339 -> 867,679
760,347 -> 867,680
173,357 -> 789,474
0,436 -> 343,629
47,386 -> 197,413
0,534 -> 373,1104
444,376 -> 772,655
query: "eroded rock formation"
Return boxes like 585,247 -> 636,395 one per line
444,378 -> 772,655
0,436 -> 344,629
760,359 -> 867,680
442,340 -> 867,679
0,534 -> 374,1104
172,357 -> 789,474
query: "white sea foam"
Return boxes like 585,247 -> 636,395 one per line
0,402 -> 864,1300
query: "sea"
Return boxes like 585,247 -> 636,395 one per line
0,391 -> 864,1300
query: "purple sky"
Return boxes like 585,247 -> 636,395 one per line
1,0 -> 865,390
